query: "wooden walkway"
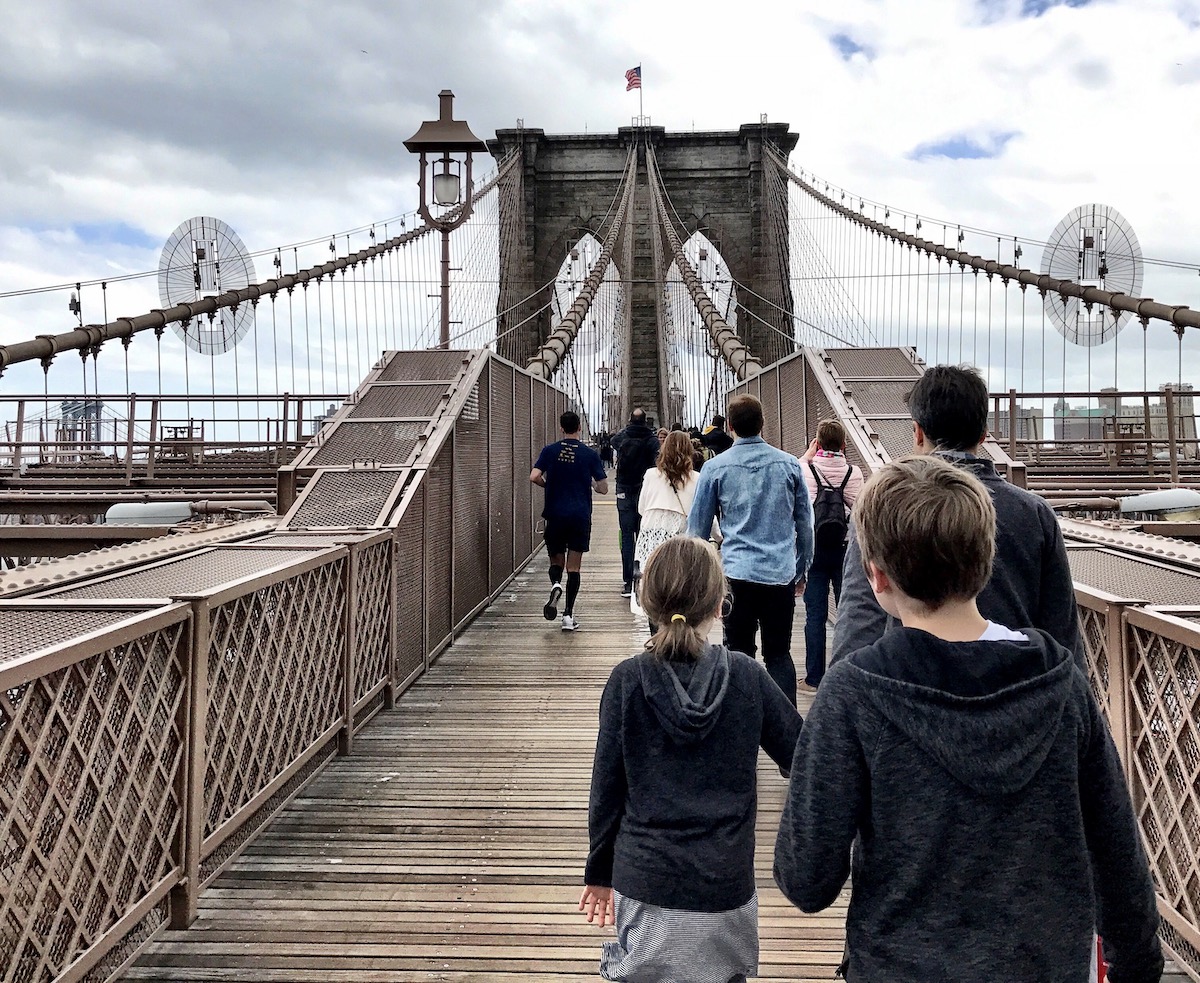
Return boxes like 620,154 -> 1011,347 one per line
125,499 -> 845,981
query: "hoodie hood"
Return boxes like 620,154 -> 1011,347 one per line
637,644 -> 731,745
854,628 -> 1076,795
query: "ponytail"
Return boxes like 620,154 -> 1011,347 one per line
641,538 -> 726,661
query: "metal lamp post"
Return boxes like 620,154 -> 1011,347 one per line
403,90 -> 487,349
596,361 -> 611,431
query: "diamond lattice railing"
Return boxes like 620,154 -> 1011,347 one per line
202,559 -> 346,844
0,621 -> 188,983
353,541 -> 392,705
1078,603 -> 1111,714
1126,621 -> 1200,936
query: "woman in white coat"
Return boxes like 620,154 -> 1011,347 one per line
634,431 -> 701,627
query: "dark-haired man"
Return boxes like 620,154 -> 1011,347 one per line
688,393 -> 813,704
531,410 -> 608,631
611,408 -> 660,596
831,364 -> 1082,665
701,413 -> 734,456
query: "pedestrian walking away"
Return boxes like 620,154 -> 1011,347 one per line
774,455 -> 1163,983
634,430 -> 705,631
581,536 -> 802,983
530,410 -> 608,631
830,364 -> 1083,667
799,420 -> 862,692
610,408 -> 660,597
687,394 -> 813,705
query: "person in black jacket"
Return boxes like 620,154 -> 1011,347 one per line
610,408 -> 660,596
701,413 -> 734,455
774,456 -> 1163,983
582,535 -> 802,982
831,364 -> 1083,667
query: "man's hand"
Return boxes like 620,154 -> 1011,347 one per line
795,578 -> 807,597
579,885 -> 614,927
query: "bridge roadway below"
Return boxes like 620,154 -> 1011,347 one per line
123,500 -> 844,981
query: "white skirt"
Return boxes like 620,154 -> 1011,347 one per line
600,890 -> 759,983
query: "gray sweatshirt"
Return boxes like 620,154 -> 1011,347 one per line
774,627 -> 1163,983
831,455 -> 1084,667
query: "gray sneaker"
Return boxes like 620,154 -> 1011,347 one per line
544,582 -> 563,621
561,614 -> 579,632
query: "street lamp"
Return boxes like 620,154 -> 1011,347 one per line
403,90 -> 487,349
596,362 -> 611,431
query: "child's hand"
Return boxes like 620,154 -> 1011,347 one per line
801,437 -> 819,461
579,885 -> 614,927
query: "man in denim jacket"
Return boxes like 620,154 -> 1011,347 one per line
688,394 -> 813,704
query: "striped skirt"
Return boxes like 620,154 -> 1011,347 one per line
600,890 -> 759,983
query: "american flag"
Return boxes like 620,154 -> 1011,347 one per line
625,66 -> 641,91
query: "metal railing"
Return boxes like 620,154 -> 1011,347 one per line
0,394 -> 346,473
1077,586 -> 1200,979
0,349 -> 565,983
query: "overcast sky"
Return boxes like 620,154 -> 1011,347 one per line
1,0 -> 1198,399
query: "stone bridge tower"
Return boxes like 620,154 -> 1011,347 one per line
488,122 -> 798,422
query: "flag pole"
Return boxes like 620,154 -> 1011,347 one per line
639,65 -> 643,118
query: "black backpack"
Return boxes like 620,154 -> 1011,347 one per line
809,462 -> 851,553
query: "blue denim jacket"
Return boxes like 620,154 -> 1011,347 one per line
687,436 -> 813,585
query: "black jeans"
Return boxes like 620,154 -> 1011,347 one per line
803,545 -> 846,687
724,578 -> 798,704
615,491 -> 641,585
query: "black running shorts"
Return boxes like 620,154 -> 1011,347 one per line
544,516 -> 592,554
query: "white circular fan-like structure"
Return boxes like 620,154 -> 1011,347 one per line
158,216 -> 255,355
1040,204 -> 1143,348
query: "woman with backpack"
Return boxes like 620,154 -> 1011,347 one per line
800,420 -> 863,693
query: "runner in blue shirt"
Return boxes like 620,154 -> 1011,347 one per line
531,411 -> 608,631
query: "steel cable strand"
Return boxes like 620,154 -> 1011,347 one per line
645,143 -> 760,380
526,147 -> 637,380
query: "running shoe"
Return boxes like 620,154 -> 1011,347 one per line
561,614 -> 579,631
544,582 -> 563,621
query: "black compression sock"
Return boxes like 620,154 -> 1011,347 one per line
549,564 -> 564,585
565,572 -> 581,614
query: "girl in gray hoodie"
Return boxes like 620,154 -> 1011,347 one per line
581,536 -> 802,982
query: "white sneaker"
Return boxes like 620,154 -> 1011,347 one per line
543,582 -> 562,621
561,614 -> 579,632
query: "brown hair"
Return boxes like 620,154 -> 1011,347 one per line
656,431 -> 694,490
817,419 -> 846,452
641,537 -> 726,661
853,455 -> 995,611
726,394 -> 763,437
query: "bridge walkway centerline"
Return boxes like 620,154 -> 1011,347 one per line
122,500 -> 845,981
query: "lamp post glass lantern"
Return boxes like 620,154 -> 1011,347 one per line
403,90 -> 487,349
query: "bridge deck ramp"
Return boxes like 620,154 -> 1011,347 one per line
123,501 -> 844,981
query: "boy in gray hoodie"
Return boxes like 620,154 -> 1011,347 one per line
774,455 -> 1163,983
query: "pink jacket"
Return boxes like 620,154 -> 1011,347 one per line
802,452 -> 863,516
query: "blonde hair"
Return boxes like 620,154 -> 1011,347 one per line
854,455 -> 995,610
656,431 -> 694,491
641,537 -> 726,661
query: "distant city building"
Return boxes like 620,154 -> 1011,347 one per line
1052,384 -> 1197,460
989,405 -> 1042,443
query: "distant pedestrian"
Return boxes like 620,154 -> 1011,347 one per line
688,394 -> 813,705
774,455 -> 1163,983
611,408 -> 660,597
530,410 -> 608,631
656,426 -> 669,442
831,364 -> 1083,666
799,420 -> 862,692
701,414 -> 734,456
635,431 -> 702,630
581,535 -> 802,982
